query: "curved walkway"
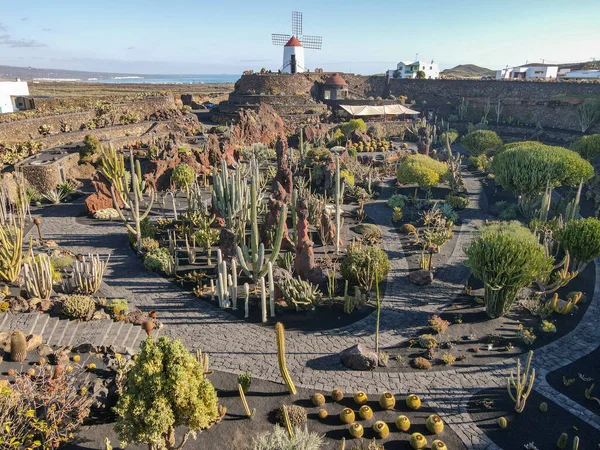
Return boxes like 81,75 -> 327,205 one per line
3,169 -> 599,449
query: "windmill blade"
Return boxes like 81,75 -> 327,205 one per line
272,33 -> 292,46
292,11 -> 302,37
300,35 -> 322,50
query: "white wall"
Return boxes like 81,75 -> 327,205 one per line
0,81 -> 29,113
395,61 -> 439,79
282,46 -> 306,74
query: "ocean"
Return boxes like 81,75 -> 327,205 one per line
91,74 -> 239,84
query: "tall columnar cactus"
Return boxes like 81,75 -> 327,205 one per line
260,277 -> 267,323
238,383 -> 255,418
10,331 -> 27,362
290,189 -> 298,245
334,156 -> 345,254
275,322 -> 296,395
236,162 -> 287,282
99,145 -> 128,207
63,253 -> 109,295
212,160 -> 250,241
268,262 -> 275,317
564,180 -> 582,222
0,219 -> 32,283
230,259 -> 238,308
216,260 -> 230,308
508,350 -> 535,413
244,283 -> 250,318
23,253 -> 53,300
299,128 -> 305,165
445,135 -> 464,194
110,151 -> 155,253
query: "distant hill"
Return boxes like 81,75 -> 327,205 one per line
0,65 -> 139,81
441,64 -> 496,79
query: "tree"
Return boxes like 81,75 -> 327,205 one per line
416,70 -> 426,79
115,336 -> 221,450
465,222 -> 553,318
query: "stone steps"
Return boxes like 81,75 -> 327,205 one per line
0,312 -> 144,353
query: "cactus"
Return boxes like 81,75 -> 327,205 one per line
63,253 -> 109,295
236,159 -> 287,282
550,292 -> 581,315
0,219 -> 32,283
431,440 -> 448,450
230,259 -> 238,308
334,156 -> 345,254
260,277 -> 267,323
396,415 -> 411,431
275,322 -> 296,395
61,294 -> 96,320
331,388 -> 344,402
446,135 -> 464,193
23,254 -> 53,300
244,283 -> 250,318
110,151 -> 155,253
426,414 -> 444,434
406,394 -> 421,410
410,432 -> 427,449
497,416 -> 507,428
212,160 -> 251,241
564,180 -> 582,222
299,127 -> 304,164
318,409 -> 328,419
185,235 -> 197,265
344,283 -> 366,314
572,436 -> 579,450
340,408 -> 355,424
373,421 -> 389,439
10,331 -> 27,362
268,262 -> 275,317
339,438 -> 345,450
379,392 -> 396,410
508,350 -> 535,413
215,260 -> 230,308
282,405 -> 294,438
195,347 -> 212,375
359,405 -> 373,420
557,432 -> 568,449
290,189 -> 298,245
353,391 -> 368,405
99,145 -> 129,207
349,422 -> 364,438
238,383 -> 255,418
311,393 -> 325,406
279,277 -> 322,311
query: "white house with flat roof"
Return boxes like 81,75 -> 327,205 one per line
0,79 -> 30,114
496,64 -> 558,80
561,70 -> 600,80
388,60 -> 439,79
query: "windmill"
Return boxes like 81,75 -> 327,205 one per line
272,11 -> 322,74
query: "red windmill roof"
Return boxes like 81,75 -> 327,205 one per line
285,36 -> 302,47
325,73 -> 348,86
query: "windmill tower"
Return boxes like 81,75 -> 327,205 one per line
272,11 -> 322,74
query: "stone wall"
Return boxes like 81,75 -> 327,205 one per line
231,74 -> 600,133
0,96 -> 177,143
15,150 -> 80,192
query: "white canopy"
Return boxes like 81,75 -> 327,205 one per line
340,104 -> 420,116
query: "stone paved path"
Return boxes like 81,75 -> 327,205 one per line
2,170 -> 599,449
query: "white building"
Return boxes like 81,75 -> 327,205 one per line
388,60 -> 439,79
561,70 -> 600,80
282,37 -> 306,74
496,64 -> 558,80
0,79 -> 30,114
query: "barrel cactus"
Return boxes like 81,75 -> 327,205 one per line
373,421 -> 389,439
406,394 -> 421,410
311,393 -> 325,406
432,439 -> 448,450
410,432 -> 428,449
349,422 -> 364,438
426,414 -> 444,434
359,405 -> 373,420
340,408 -> 355,424
331,388 -> 344,402
353,391 -> 368,405
379,392 -> 396,410
396,415 -> 411,431
61,294 -> 96,320
10,331 -> 27,362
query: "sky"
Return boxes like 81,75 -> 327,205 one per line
0,0 -> 599,75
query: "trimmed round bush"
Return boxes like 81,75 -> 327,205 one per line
171,164 -> 195,189
341,242 -> 390,290
465,222 -> 553,318
492,142 -> 593,206
572,134 -> 600,161
560,218 -> 600,270
461,130 -> 502,156
387,194 -> 408,209
396,154 -> 449,188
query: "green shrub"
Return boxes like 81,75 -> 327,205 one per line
128,218 -> 155,244
465,221 -> 553,318
341,118 -> 366,136
440,130 -> 459,145
468,154 -> 492,173
83,134 -> 101,154
339,169 -> 355,186
51,253 -> 74,270
560,218 -> 600,270
396,154 -> 449,187
141,237 -> 160,253
305,147 -> 331,166
351,223 -> 382,242
387,194 -> 408,209
461,130 -> 502,156
171,164 -> 195,189
61,294 -> 96,320
434,203 -> 459,223
492,142 -> 593,207
114,336 -> 220,449
144,248 -> 172,273
445,194 -> 469,210
341,242 -> 390,291
572,134 -> 600,161
240,143 -> 276,165
107,299 -> 129,317
494,201 -> 518,220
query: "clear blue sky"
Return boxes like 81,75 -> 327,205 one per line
0,0 -> 598,75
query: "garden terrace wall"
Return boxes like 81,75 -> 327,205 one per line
15,149 -> 80,192
0,96 -> 177,143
